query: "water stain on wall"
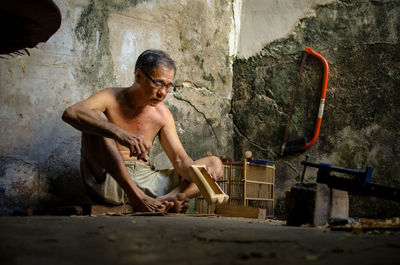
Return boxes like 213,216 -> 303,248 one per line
74,0 -> 147,93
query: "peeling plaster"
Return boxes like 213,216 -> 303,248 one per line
229,0 -> 242,57
237,0 -> 335,59
119,30 -> 137,72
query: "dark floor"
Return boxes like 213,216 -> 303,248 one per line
1,215 -> 400,265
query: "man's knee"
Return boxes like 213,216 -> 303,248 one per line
208,156 -> 223,172
211,157 -> 224,180
195,156 -> 224,180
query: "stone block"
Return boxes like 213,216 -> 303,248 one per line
330,189 -> 349,218
285,183 -> 349,226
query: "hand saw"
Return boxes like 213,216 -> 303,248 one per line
280,46 -> 329,156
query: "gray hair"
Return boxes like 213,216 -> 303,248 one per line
135,49 -> 176,76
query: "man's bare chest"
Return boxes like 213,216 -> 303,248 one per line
107,108 -> 163,143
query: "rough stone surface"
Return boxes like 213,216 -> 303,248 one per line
286,183 -> 349,226
286,183 -> 331,226
0,157 -> 40,215
330,189 -> 349,218
1,216 -> 400,265
232,0 -> 400,217
41,134 -> 92,206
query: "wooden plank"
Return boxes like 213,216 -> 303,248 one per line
243,160 -> 247,206
245,180 -> 274,185
228,164 -> 232,204
245,197 -> 274,201
189,165 -> 229,204
226,161 -> 244,165
215,204 -> 266,219
91,204 -> 133,216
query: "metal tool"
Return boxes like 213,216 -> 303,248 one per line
301,160 -> 400,201
281,46 -> 329,156
300,154 -> 309,183
281,50 -> 308,155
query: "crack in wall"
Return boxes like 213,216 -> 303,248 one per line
232,119 -> 278,157
282,159 -> 301,176
176,80 -> 213,92
0,156 -> 37,168
172,95 -> 221,148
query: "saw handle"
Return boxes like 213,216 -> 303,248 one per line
301,46 -> 329,150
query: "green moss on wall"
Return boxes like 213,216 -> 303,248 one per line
233,0 -> 400,217
202,73 -> 215,86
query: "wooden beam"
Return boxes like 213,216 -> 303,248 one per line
215,204 -> 266,219
90,204 -> 133,216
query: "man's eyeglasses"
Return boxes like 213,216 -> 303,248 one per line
143,72 -> 175,93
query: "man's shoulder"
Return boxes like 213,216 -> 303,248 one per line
82,87 -> 125,110
101,87 -> 124,96
89,87 -> 115,98
154,102 -> 174,122
91,87 -> 124,102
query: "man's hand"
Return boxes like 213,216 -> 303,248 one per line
205,166 -> 218,181
118,131 -> 150,160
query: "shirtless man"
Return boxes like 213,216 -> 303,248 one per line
62,49 -> 223,213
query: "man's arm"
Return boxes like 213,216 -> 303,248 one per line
62,90 -> 118,137
62,89 -> 149,159
159,109 -> 194,181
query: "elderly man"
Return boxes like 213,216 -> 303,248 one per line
62,49 -> 223,213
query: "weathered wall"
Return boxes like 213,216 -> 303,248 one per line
0,0 -> 236,214
233,0 -> 400,217
237,0 -> 333,59
1,0 -> 399,218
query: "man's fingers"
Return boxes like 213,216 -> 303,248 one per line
138,142 -> 147,155
205,166 -> 217,181
136,142 -> 144,155
129,142 -> 143,157
138,152 -> 149,161
128,140 -> 136,157
141,146 -> 150,161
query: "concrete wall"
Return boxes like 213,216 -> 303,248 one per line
233,0 -> 400,217
0,0 -> 237,214
1,0 -> 399,218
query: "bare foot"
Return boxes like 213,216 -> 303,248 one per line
129,192 -> 174,213
157,193 -> 190,213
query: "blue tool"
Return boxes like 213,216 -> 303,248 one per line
301,160 -> 399,202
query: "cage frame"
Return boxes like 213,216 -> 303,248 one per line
195,159 -> 275,215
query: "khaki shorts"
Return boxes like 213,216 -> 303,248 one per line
80,156 -> 180,205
